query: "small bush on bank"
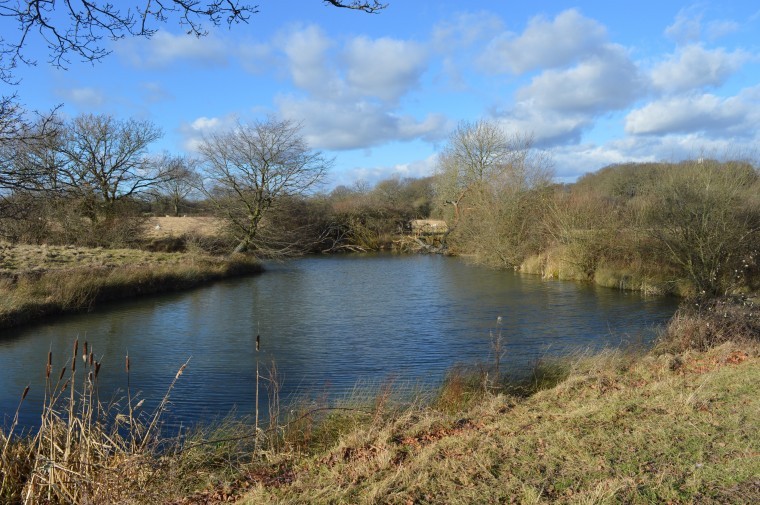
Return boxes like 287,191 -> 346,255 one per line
660,296 -> 760,352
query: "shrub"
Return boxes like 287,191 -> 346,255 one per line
660,296 -> 760,352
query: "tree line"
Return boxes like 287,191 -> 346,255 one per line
433,120 -> 760,297
1,111 -> 758,297
0,112 -> 433,255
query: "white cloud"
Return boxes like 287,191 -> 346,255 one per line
515,45 -> 645,114
665,7 -> 742,44
551,143 -> 655,180
706,20 -> 740,40
550,132 -> 759,181
280,24 -> 338,97
339,155 -> 438,187
179,114 -> 238,152
276,95 -> 449,150
238,41 -> 278,75
480,9 -> 607,74
57,87 -> 106,108
432,11 -> 504,50
118,31 -> 228,68
140,82 -> 172,104
266,25 -> 444,150
344,37 -> 427,103
495,106 -> 592,147
665,8 -> 703,44
624,90 -> 756,136
651,44 -> 749,92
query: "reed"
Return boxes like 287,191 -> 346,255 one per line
0,339 -> 190,503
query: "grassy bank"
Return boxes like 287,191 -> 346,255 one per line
242,343 -> 758,504
0,243 -> 262,329
519,247 -> 688,297
1,300 -> 758,504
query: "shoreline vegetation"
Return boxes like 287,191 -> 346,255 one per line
1,300 -> 757,504
0,242 -> 262,330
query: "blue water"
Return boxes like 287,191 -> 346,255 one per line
0,254 -> 677,429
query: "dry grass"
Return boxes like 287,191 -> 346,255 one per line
145,216 -> 225,239
0,244 -> 261,329
241,342 -> 760,504
519,249 -> 690,297
0,340 -> 190,504
658,296 -> 760,353
0,242 -> 191,273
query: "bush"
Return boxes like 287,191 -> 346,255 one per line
661,296 -> 760,352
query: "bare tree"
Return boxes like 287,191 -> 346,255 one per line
151,154 -> 201,216
434,120 -> 554,267
54,113 -> 165,220
0,96 -> 61,190
198,117 -> 332,255
0,1 -> 386,82
323,1 -> 386,13
435,120 -> 539,226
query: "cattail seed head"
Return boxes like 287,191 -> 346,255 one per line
46,351 -> 52,379
83,341 -> 88,362
95,362 -> 101,378
22,385 -> 29,400
59,367 -> 66,381
175,363 -> 187,379
89,351 -> 94,366
73,339 -> 78,359
126,355 -> 130,373
256,334 -> 260,352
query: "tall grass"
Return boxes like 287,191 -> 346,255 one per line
0,340 -> 188,504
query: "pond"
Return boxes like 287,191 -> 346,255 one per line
0,254 -> 678,429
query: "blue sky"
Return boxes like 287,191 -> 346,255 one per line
3,0 -> 759,186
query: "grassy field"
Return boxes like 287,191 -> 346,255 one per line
0,216 -> 259,329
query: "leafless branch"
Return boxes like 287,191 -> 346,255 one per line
322,0 -> 387,13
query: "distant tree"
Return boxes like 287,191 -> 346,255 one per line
151,154 -> 201,216
0,97 -> 60,192
198,117 -> 332,255
434,120 -> 553,267
54,113 -> 165,220
434,120 -> 513,226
